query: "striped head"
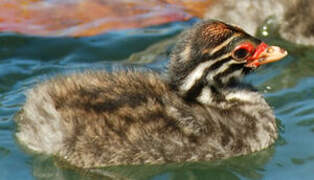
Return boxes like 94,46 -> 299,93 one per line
169,20 -> 287,100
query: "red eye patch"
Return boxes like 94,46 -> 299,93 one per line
248,42 -> 268,61
234,42 -> 255,56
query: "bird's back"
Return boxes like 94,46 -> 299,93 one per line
15,71 -> 183,167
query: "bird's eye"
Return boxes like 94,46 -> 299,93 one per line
233,48 -> 249,60
232,42 -> 254,61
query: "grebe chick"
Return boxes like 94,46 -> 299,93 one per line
15,20 -> 287,168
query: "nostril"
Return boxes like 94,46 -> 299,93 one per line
280,48 -> 287,54
266,47 -> 274,54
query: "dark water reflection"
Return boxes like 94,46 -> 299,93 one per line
1,19 -> 314,179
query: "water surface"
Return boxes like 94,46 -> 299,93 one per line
0,19 -> 314,180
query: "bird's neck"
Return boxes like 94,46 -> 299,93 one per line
168,50 -> 251,105
169,75 -> 257,105
187,82 -> 256,105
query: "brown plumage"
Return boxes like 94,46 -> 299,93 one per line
15,20 -> 287,168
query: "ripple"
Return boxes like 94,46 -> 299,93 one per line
0,19 -> 314,179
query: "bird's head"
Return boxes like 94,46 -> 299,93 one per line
169,20 -> 287,97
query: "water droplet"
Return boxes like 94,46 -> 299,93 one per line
262,31 -> 269,36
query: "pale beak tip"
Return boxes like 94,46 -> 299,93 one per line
259,45 -> 288,65
245,45 -> 288,68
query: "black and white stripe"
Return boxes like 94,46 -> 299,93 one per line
179,34 -> 247,103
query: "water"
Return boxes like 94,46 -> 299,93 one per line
1,19 -> 314,180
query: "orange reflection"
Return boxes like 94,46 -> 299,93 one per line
0,0 -> 214,36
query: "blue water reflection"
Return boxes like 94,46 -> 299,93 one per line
0,19 -> 313,179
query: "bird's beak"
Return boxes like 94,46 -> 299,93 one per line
245,42 -> 288,68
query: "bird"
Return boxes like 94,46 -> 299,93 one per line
15,20 -> 287,169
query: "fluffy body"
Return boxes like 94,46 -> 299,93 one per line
16,71 -> 277,168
